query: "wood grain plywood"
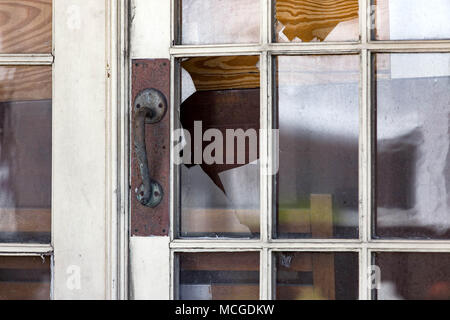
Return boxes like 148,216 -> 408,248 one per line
0,0 -> 52,53
276,0 -> 359,42
182,56 -> 260,91
0,66 -> 52,102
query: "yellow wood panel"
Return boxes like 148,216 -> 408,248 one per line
212,285 -> 259,300
278,208 -> 311,234
277,285 -> 318,300
0,66 -> 52,102
0,208 -> 51,232
310,195 -> 336,300
276,0 -> 359,42
182,208 -> 313,235
310,194 -> 333,238
0,0 -> 52,53
0,282 -> 50,300
312,253 -> 335,300
182,208 -> 259,234
182,56 -> 260,91
180,252 -> 259,271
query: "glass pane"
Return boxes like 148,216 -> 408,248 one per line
275,252 -> 358,300
0,66 -> 52,243
372,0 -> 450,40
374,53 -> 450,239
374,252 -> 450,300
179,0 -> 260,45
274,55 -> 359,239
0,0 -> 52,53
178,252 -> 260,300
274,0 -> 359,42
178,56 -> 260,238
0,256 -> 51,300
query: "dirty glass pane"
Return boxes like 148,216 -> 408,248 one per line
372,0 -> 450,40
178,252 -> 260,300
274,0 -> 359,42
374,53 -> 450,239
179,0 -> 260,45
374,253 -> 450,300
0,0 -> 52,53
0,66 -> 52,243
274,55 -> 359,239
178,56 -> 260,238
0,256 -> 51,300
275,252 -> 358,300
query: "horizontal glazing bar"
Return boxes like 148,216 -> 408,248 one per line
0,54 -> 53,65
0,244 -> 53,254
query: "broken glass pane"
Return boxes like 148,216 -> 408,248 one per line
274,0 -> 359,42
178,56 -> 260,238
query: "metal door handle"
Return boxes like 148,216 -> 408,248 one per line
134,88 -> 167,207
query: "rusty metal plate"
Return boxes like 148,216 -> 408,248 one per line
131,59 -> 170,237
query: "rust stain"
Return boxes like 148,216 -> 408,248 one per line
131,59 -> 170,237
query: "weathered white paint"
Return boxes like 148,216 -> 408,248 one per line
130,237 -> 170,300
128,0 -> 172,300
130,0 -> 171,59
116,0 -> 131,301
53,0 -> 117,300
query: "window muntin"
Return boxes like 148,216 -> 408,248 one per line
171,0 -> 450,300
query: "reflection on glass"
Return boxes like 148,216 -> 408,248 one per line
179,0 -> 260,45
274,0 -> 359,42
178,252 -> 260,300
0,66 -> 52,243
374,253 -> 450,300
372,0 -> 450,40
375,53 -> 450,239
275,252 -> 358,300
0,0 -> 52,53
275,55 -> 359,239
179,56 -> 260,238
0,256 -> 51,300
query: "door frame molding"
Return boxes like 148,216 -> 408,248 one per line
52,0 -> 129,300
